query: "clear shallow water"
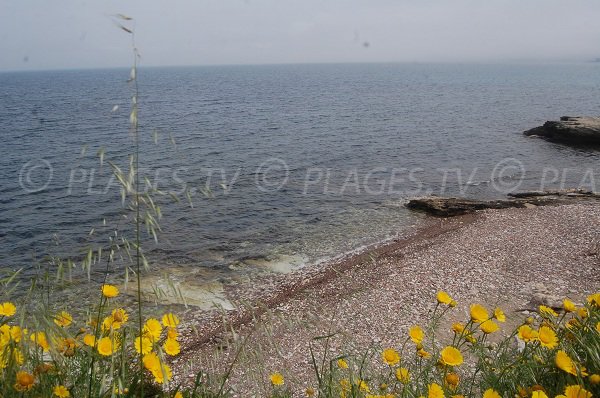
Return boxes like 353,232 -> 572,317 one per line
1,63 -> 599,288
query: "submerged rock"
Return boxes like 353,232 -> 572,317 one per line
524,116 -> 600,145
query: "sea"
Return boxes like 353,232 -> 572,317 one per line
1,63 -> 599,303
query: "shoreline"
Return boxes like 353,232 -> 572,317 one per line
174,202 -> 600,394
177,211 -> 478,351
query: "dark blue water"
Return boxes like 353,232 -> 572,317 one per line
1,63 -> 599,285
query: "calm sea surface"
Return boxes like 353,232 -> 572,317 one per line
1,63 -> 599,288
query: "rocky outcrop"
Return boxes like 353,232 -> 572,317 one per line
406,189 -> 600,217
524,116 -> 600,144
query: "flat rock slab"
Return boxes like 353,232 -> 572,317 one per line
524,116 -> 600,144
406,190 -> 600,217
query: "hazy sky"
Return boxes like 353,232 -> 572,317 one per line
1,0 -> 600,71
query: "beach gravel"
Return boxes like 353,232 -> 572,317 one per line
174,203 -> 600,397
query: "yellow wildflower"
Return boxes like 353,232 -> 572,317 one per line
111,308 -> 128,327
163,338 -> 180,356
480,320 -> 499,334
53,311 -> 73,327
97,336 -> 117,356
396,367 -> 410,383
539,305 -> 558,317
563,385 -> 592,398
470,304 -> 489,323
538,326 -> 558,349
167,327 -> 179,340
417,348 -> 431,358
143,318 -> 162,341
452,323 -> 465,333
563,299 -> 576,312
174,392 -> 183,398
531,391 -> 547,398
596,322 -> 600,333
337,358 -> 349,369
134,336 -> 153,355
357,379 -> 369,392
578,308 -> 588,318
587,292 -> 600,307
483,389 -> 500,398
14,370 -> 35,391
30,331 -> 49,351
589,374 -> 600,385
493,307 -> 506,322
555,350 -> 577,376
143,352 -> 160,371
270,372 -> 284,386
409,325 -> 424,344
382,348 -> 400,366
162,313 -> 180,328
101,284 -> 119,298
440,346 -> 463,366
429,383 -> 444,398
517,325 -> 538,342
53,385 -> 70,397
445,373 -> 459,389
306,387 -> 316,397
437,291 -> 454,305
83,334 -> 96,347
0,302 -> 16,317
152,363 -> 172,384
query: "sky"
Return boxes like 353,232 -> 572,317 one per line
1,0 -> 600,71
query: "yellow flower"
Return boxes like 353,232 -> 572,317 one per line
54,311 -> 73,327
596,322 -> 600,333
174,392 -> 184,398
445,373 -> 459,389
563,299 -> 576,312
452,323 -> 465,333
589,374 -> 600,385
555,350 -> 577,376
531,391 -> 547,398
337,358 -> 349,369
143,352 -> 160,371
577,308 -> 588,319
101,284 -> 119,298
587,292 -> 600,307
14,370 -> 35,391
0,302 -> 16,317
409,325 -> 424,344
162,313 -> 180,328
493,307 -> 506,322
97,336 -> 116,356
53,385 -> 70,397
83,334 -> 96,347
417,348 -> 431,358
382,348 -> 400,366
517,325 -> 538,342
270,372 -> 284,386
151,363 -> 172,384
563,385 -> 592,398
470,304 -> 489,323
111,308 -> 128,327
538,326 -> 558,349
396,367 -> 410,383
428,383 -> 445,398
134,336 -> 152,354
357,379 -> 369,392
539,305 -> 558,317
30,331 -> 49,351
483,388 -> 500,398
440,346 -> 463,366
163,338 -> 180,356
480,320 -> 499,334
144,318 -> 162,341
437,291 -> 454,305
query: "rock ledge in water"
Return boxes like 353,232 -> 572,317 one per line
524,116 -> 600,144
406,190 -> 600,217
